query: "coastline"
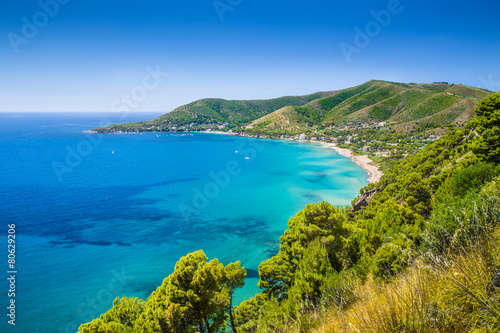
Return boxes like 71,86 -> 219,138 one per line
89,129 -> 383,184
320,143 -> 383,183
223,131 -> 384,184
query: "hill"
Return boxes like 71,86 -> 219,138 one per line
92,92 -> 335,133
92,80 -> 491,136
248,80 -> 490,134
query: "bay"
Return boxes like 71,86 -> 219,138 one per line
0,112 -> 368,332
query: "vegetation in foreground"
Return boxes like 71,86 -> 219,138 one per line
80,91 -> 500,332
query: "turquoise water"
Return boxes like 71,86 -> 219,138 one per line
0,113 -> 368,332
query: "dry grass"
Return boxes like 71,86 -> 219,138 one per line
315,263 -> 443,333
315,226 -> 500,333
253,195 -> 500,333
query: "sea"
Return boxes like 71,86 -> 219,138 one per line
0,112 -> 368,332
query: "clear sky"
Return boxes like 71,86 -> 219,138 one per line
1,0 -> 499,112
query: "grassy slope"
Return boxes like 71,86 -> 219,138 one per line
93,92 -> 334,132
315,179 -> 500,333
250,80 -> 490,133
237,91 -> 500,331
247,105 -> 324,134
93,80 -> 491,133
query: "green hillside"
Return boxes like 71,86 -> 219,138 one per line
80,92 -> 500,333
246,105 -> 324,134
249,80 -> 490,134
92,92 -> 333,132
92,80 -> 490,134
92,80 -> 493,173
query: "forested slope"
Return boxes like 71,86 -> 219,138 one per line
80,92 -> 500,333
93,81 -> 490,135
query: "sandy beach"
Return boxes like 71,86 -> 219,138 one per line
224,131 -> 384,184
321,143 -> 383,183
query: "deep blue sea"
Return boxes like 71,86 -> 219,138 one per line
0,112 -> 368,333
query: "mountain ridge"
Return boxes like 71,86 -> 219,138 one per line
92,80 -> 492,135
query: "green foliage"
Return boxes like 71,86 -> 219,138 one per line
320,270 -> 357,309
294,106 -> 323,124
134,250 -> 229,332
255,297 -> 299,332
258,202 -> 349,300
94,92 -> 332,132
342,94 -> 500,283
224,261 -> 246,333
411,94 -> 460,119
233,293 -> 267,333
81,251 -> 246,333
371,243 -> 407,279
256,253 -> 292,301
318,82 -> 375,111
434,162 -> 500,204
78,297 -> 144,333
93,80 -> 487,138
289,240 -> 334,302
348,86 -> 397,114
79,320 -> 134,333
400,89 -> 430,109
468,91 -> 500,163
448,84 -> 492,99
427,163 -> 500,252
402,172 -> 432,216
369,105 -> 393,121
421,82 -> 452,92
85,91 -> 500,333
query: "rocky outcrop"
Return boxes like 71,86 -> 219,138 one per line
352,188 -> 379,212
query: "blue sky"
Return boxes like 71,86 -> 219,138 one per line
1,0 -> 499,112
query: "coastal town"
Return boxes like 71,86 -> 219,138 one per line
232,120 -> 444,175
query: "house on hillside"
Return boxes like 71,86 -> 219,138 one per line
428,135 -> 441,141
299,133 -> 307,142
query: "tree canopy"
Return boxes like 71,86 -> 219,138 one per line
79,250 -> 245,333
468,91 -> 500,163
81,91 -> 500,333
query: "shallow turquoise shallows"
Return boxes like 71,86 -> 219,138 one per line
0,113 -> 368,333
